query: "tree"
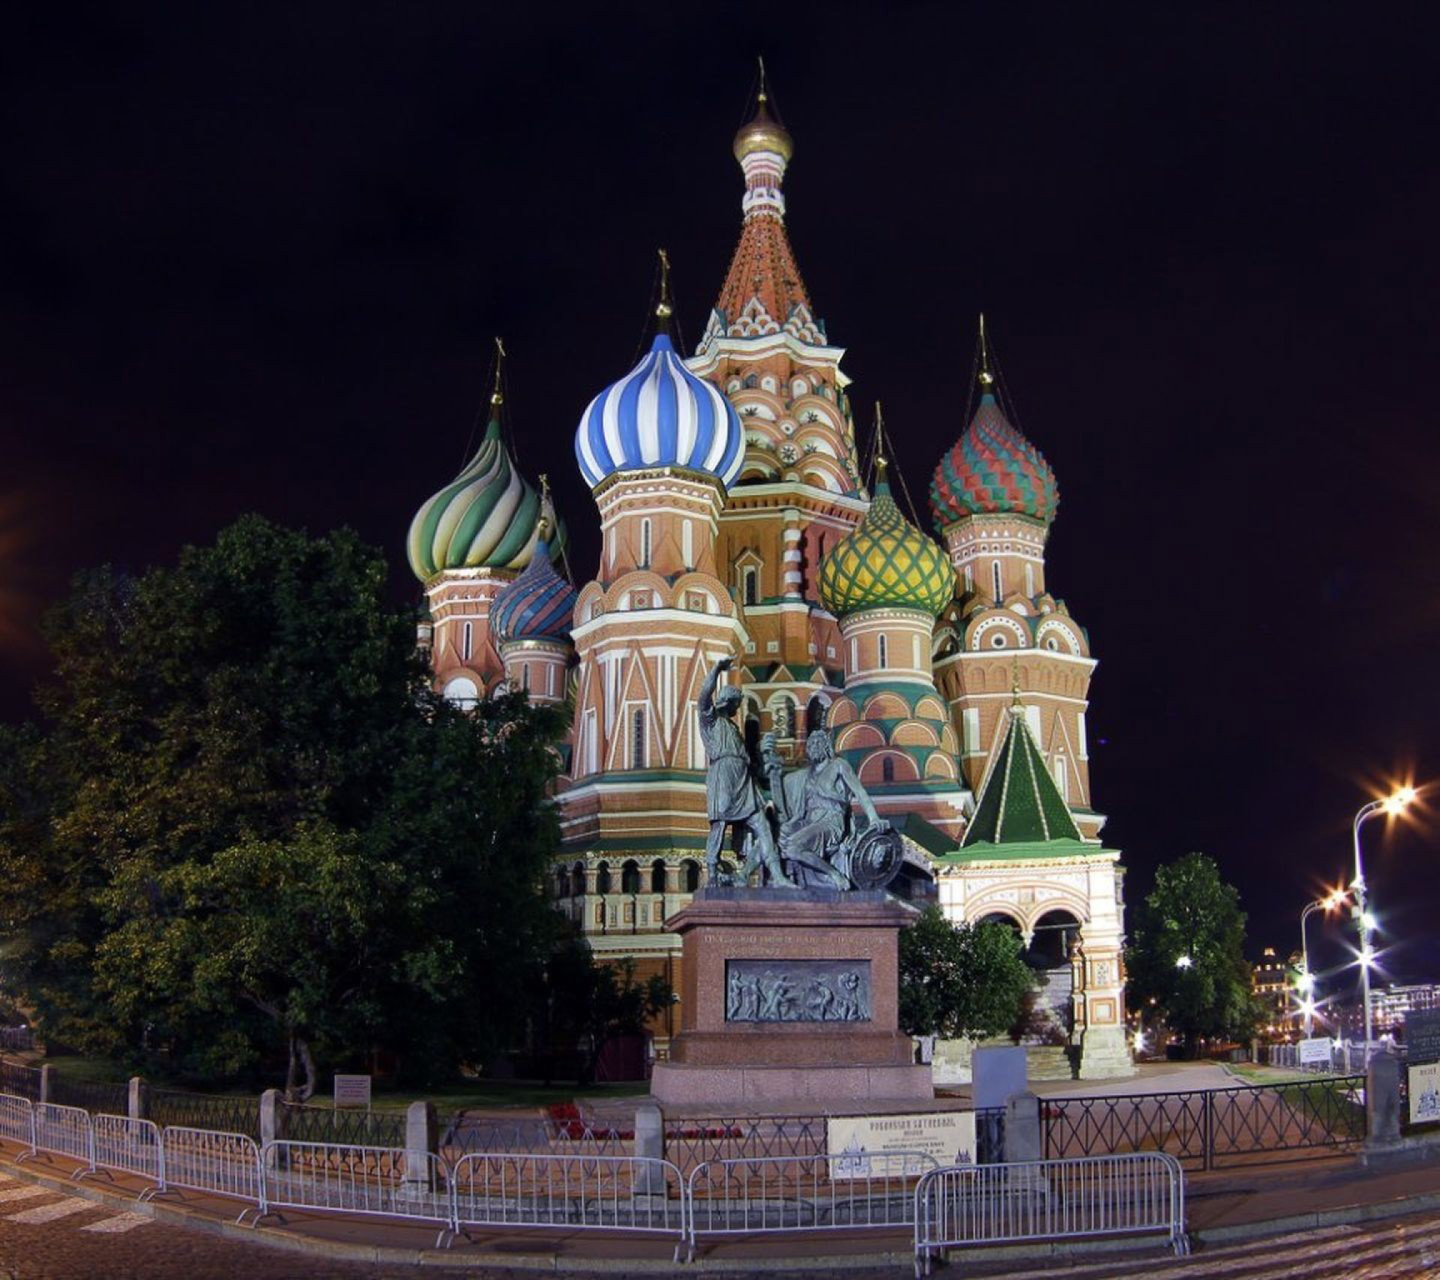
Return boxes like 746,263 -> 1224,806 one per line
898,908 -> 1035,1040
1125,851 -> 1260,1056
545,940 -> 671,1085
0,516 -> 567,1094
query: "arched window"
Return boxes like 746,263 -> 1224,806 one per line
992,561 -> 1003,603
882,756 -> 895,783
522,664 -> 530,691
683,859 -> 701,892
1025,562 -> 1035,597
651,859 -> 667,893
877,634 -> 889,669
780,697 -> 796,738
596,862 -> 612,894
963,566 -> 973,594
640,519 -> 652,568
462,621 -> 474,661
621,860 -> 641,894
631,708 -> 647,768
556,868 -> 569,899
806,695 -> 827,733
743,567 -> 758,607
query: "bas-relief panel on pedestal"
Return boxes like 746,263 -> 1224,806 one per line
725,960 -> 872,1023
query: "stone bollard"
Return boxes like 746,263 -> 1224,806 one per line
38,1064 -> 54,1105
402,1101 -> 438,1202
633,1104 -> 668,1210
259,1088 -> 284,1147
1003,1091 -> 1042,1163
127,1076 -> 150,1122
1366,1051 -> 1402,1151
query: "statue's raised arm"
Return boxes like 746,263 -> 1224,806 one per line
699,655 -> 733,721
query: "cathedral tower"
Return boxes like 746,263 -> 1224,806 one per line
407,358 -> 563,707
688,74 -> 867,766
929,324 -> 1102,838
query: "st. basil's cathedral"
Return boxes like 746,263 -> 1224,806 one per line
406,85 -> 1132,1079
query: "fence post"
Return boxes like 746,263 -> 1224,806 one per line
127,1076 -> 150,1122
1365,1051 -> 1401,1153
259,1088 -> 284,1147
401,1100 -> 437,1201
633,1103 -> 667,1204
1202,1090 -> 1214,1172
38,1064 -> 54,1105
1003,1092 -> 1041,1163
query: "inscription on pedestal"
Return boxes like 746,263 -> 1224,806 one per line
725,960 -> 872,1023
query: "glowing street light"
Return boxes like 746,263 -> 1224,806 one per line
1298,888 -> 1347,1037
1352,784 -> 1418,1060
1176,954 -> 1193,970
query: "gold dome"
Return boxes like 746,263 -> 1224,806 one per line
733,94 -> 794,165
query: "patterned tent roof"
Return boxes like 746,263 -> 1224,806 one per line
930,393 -> 1059,529
818,477 -> 955,618
407,417 -> 562,582
491,534 -> 577,645
962,701 -> 1081,848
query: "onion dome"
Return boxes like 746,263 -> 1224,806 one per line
819,461 -> 955,618
491,521 -> 577,645
930,325 -> 1059,529
574,332 -> 745,491
733,87 -> 793,165
407,415 -> 562,582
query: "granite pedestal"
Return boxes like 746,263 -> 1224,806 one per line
649,887 -> 934,1106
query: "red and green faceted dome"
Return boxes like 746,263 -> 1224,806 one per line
929,393 -> 1059,528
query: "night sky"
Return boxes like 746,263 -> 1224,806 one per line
4,6 -> 1438,989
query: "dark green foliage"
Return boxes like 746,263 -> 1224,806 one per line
898,907 -> 1035,1039
544,941 -> 671,1085
1125,851 -> 1261,1054
0,516 -> 566,1094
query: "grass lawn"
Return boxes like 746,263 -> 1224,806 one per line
1223,1062 -> 1314,1085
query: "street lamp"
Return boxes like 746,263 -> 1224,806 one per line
1298,889 -> 1348,1037
1352,785 -> 1417,1061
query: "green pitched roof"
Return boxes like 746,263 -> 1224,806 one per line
962,703 -> 1082,847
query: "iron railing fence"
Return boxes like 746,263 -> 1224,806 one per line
686,1150 -> 938,1261
1043,1075 -> 1366,1170
664,1114 -> 828,1174
0,1029 -> 34,1053
48,1074 -> 129,1116
0,1059 -> 41,1102
913,1152 -> 1188,1277
278,1101 -> 407,1149
150,1088 -> 260,1140
440,1113 -> 632,1161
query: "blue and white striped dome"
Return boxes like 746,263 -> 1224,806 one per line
574,333 -> 745,490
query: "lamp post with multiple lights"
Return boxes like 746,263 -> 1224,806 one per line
1297,889 -> 1348,1037
1351,785 -> 1417,1060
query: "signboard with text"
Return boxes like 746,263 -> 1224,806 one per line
1409,1061 -> 1440,1126
333,1074 -> 372,1110
1405,1010 -> 1440,1064
1298,1037 -> 1333,1066
826,1111 -> 975,1178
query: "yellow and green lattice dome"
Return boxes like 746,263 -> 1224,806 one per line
819,470 -> 955,618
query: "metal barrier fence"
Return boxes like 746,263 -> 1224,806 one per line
1043,1075 -> 1366,1170
0,1094 -> 35,1148
30,1102 -> 96,1172
263,1141 -> 453,1246
685,1151 -> 938,1261
157,1126 -> 266,1220
913,1152 -> 1187,1276
451,1152 -> 685,1248
92,1114 -> 162,1185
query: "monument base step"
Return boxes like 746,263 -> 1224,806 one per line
650,1062 -> 934,1106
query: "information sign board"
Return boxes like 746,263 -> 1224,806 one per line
333,1073 -> 372,1110
1298,1037 -> 1333,1066
1405,1010 -> 1440,1064
1409,1061 -> 1440,1126
826,1111 -> 975,1178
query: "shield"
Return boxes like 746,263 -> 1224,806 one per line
846,824 -> 904,890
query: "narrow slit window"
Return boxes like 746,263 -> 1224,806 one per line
631,708 -> 646,768
992,561 -> 1003,602
877,634 -> 888,668
462,621 -> 474,661
641,519 -> 652,568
